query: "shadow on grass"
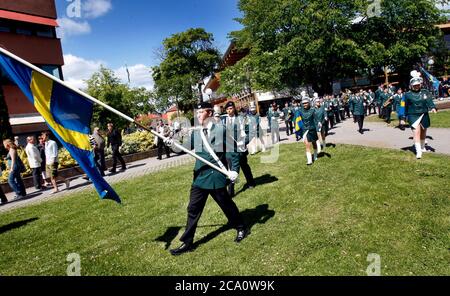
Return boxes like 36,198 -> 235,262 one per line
0,218 -> 39,235
155,224 -> 229,250
155,226 -> 182,250
193,204 -> 275,249
318,152 -> 332,159
235,174 -> 279,196
157,204 -> 275,250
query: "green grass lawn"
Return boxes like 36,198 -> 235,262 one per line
0,143 -> 449,276
365,109 -> 450,128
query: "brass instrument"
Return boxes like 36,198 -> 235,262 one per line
383,95 -> 394,108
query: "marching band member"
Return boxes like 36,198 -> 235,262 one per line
300,98 -> 318,165
405,71 -> 438,159
393,88 -> 406,130
169,102 -> 248,255
314,98 -> 327,153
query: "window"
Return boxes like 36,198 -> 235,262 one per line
0,20 -> 11,32
16,28 -> 32,36
39,65 -> 61,79
36,26 -> 55,38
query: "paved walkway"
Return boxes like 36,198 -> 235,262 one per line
1,114 -> 449,212
1,154 -> 194,212
324,118 -> 450,155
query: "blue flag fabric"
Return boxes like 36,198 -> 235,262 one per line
398,94 -> 406,117
420,67 -> 440,94
294,109 -> 304,138
0,53 -> 121,203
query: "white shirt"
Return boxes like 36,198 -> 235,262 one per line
25,143 -> 42,169
45,140 -> 59,164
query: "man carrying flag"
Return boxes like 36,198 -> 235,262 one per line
0,47 -> 121,203
169,102 -> 248,255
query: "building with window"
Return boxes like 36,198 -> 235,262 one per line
0,0 -> 63,140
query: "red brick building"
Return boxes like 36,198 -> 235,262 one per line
0,0 -> 63,141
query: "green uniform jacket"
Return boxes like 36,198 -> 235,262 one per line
314,106 -> 326,130
405,89 -> 435,129
380,92 -> 392,106
301,106 -> 317,131
405,89 -> 435,115
375,89 -> 382,105
191,124 -> 240,190
324,101 -> 334,116
349,96 -> 365,116
393,94 -> 402,111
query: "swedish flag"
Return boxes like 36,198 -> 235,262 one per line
0,52 -> 121,203
294,110 -> 304,138
398,94 -> 406,117
420,67 -> 440,93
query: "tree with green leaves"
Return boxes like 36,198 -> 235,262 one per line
356,0 -> 448,87
86,66 -> 153,131
152,28 -> 221,112
221,0 -> 448,95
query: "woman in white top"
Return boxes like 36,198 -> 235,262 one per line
25,136 -> 45,190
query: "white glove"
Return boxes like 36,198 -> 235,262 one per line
227,171 -> 239,183
164,138 -> 174,147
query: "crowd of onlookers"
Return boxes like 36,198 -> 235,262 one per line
0,122 -> 127,205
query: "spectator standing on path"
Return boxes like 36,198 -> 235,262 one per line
25,136 -> 45,190
42,132 -> 70,194
156,120 -> 171,160
37,136 -> 51,187
0,184 -> 7,205
0,155 -> 8,204
91,127 -> 106,176
3,139 -> 26,199
106,123 -> 126,173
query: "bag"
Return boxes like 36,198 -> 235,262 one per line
16,156 -> 26,173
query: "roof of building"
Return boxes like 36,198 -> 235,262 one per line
0,9 -> 58,26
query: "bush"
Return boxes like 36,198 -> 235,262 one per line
120,130 -> 155,155
0,131 -> 156,184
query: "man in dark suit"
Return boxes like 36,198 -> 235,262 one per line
169,102 -> 248,255
106,123 -> 126,173
222,101 -> 256,198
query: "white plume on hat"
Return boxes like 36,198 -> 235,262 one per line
313,93 -> 319,99
410,70 -> 421,78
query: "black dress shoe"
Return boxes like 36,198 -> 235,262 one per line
235,229 -> 248,243
170,242 -> 193,256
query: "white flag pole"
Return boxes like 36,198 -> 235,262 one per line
0,46 -> 230,178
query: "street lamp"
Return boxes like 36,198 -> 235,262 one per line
198,80 -> 204,104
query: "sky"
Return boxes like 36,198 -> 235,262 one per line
55,0 -> 242,90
